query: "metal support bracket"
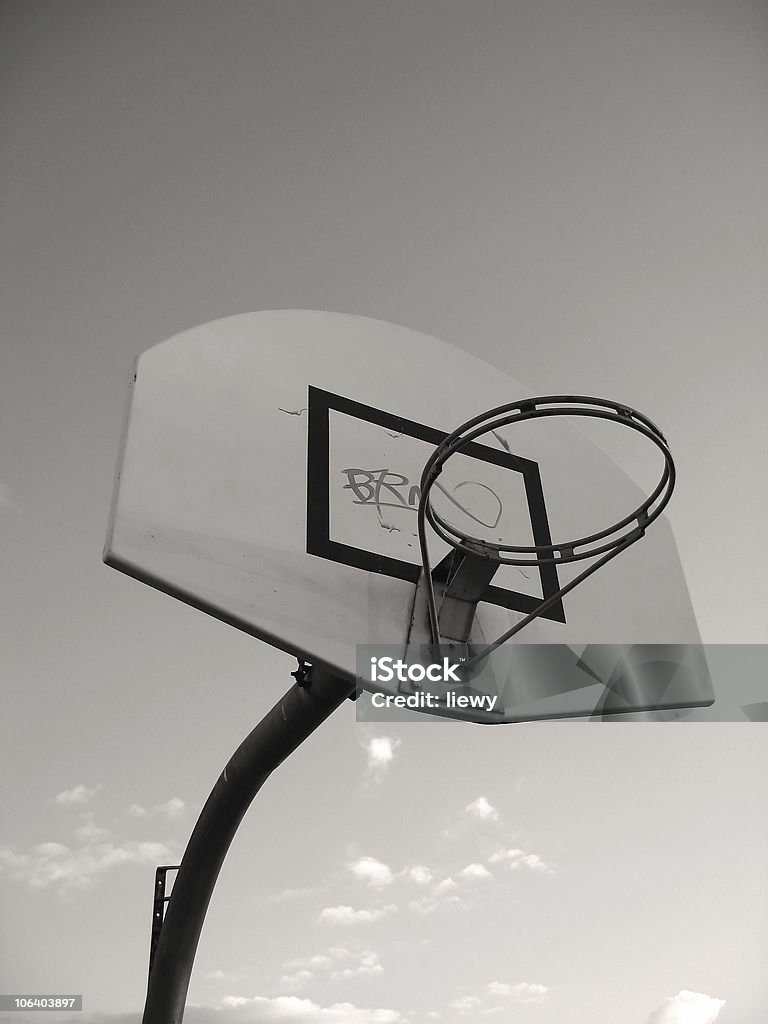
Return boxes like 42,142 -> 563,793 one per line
148,865 -> 179,979
290,660 -> 313,689
406,545 -> 501,652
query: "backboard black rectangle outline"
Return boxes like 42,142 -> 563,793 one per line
306,386 -> 566,623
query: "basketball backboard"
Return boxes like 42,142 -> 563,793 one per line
104,310 -> 713,722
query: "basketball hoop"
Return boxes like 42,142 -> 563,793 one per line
416,396 -> 676,668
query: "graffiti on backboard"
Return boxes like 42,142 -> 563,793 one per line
341,468 -> 503,530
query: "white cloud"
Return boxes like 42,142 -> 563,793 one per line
315,946 -> 342,962
406,865 -> 433,885
349,857 -> 393,888
279,969 -> 314,992
450,996 -> 482,1014
125,797 -> 185,820
0,848 -> 28,873
465,797 -> 498,822
74,818 -> 112,843
310,954 -> 337,968
450,981 -> 548,1016
506,983 -> 547,1004
457,863 -> 492,881
0,834 -> 176,891
409,877 -> 466,915
156,797 -> 185,819
647,990 -> 725,1024
363,736 -> 401,778
282,955 -> 330,977
488,848 -> 552,873
331,951 -> 383,981
213,995 -> 403,1023
281,947 -> 383,988
285,949 -> 349,969
318,905 -> 397,926
486,983 -> 510,997
268,885 -> 318,904
409,861 -> 494,914
55,784 -> 102,806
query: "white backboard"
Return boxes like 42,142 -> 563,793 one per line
105,310 -> 710,720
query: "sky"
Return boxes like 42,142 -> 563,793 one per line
1,2 -> 767,1023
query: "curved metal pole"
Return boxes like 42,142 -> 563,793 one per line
142,665 -> 356,1024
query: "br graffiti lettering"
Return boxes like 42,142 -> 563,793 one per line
341,468 -> 503,530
